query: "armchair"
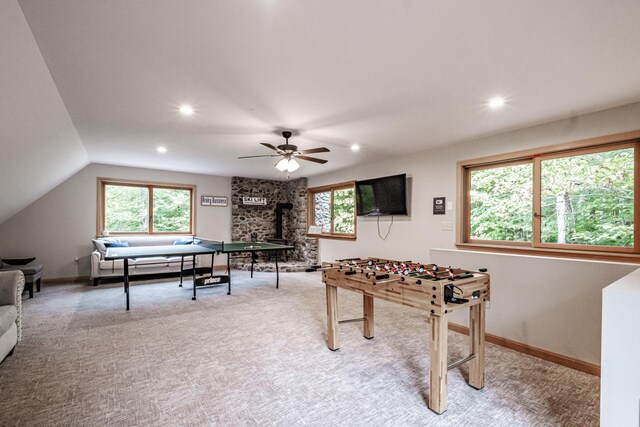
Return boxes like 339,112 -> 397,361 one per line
0,271 -> 24,363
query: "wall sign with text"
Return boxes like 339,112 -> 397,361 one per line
242,196 -> 267,206
433,197 -> 446,215
201,196 -> 228,207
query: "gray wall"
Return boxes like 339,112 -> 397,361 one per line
0,163 -> 232,279
430,249 -> 635,366
308,101 -> 640,366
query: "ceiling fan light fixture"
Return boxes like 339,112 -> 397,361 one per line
288,158 -> 300,172
275,157 -> 289,171
275,157 -> 300,172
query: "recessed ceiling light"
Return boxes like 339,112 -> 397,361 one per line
157,146 -> 167,153
179,104 -> 194,116
488,97 -> 505,109
351,144 -> 360,151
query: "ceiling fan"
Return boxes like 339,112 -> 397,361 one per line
238,131 -> 330,172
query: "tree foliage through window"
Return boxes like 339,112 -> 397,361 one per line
470,163 -> 532,242
308,183 -> 356,238
540,148 -> 633,247
466,143 -> 635,251
102,181 -> 193,234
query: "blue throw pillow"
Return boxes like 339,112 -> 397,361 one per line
173,240 -> 193,245
104,242 -> 129,248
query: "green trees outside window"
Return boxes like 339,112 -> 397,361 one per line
466,142 -> 635,252
540,148 -> 633,247
309,183 -> 356,238
333,188 -> 355,234
102,182 -> 193,234
152,188 -> 192,232
105,185 -> 149,232
470,163 -> 532,242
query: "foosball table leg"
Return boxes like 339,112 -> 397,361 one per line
429,313 -> 448,414
468,302 -> 486,390
326,284 -> 340,351
363,294 -> 374,339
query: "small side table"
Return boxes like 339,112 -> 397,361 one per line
2,257 -> 37,266
0,257 -> 43,298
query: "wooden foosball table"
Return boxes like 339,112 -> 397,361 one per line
321,258 -> 490,414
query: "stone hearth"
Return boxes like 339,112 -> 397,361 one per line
232,261 -> 311,273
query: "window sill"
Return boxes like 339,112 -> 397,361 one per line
456,242 -> 640,264
97,232 -> 195,238
307,233 -> 356,241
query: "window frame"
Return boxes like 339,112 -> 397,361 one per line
96,177 -> 196,236
457,130 -> 640,262
307,181 -> 357,240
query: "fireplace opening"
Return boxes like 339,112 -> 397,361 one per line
266,202 -> 293,259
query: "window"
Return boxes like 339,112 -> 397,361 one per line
468,161 -> 533,243
97,178 -> 195,235
307,181 -> 356,239
458,131 -> 640,261
538,147 -> 634,248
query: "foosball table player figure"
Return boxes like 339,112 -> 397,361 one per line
321,258 -> 490,414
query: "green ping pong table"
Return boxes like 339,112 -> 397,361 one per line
105,239 -> 294,310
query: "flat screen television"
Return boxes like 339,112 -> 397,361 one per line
355,173 -> 408,216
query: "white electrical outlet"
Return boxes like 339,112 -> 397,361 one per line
441,222 -> 453,231
446,201 -> 453,211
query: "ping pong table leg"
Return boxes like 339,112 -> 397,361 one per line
227,253 -> 231,295
250,252 -> 255,278
210,253 -> 214,278
124,258 -> 130,311
179,256 -> 184,287
192,254 -> 197,300
275,250 -> 279,289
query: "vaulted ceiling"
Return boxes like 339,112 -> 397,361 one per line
2,0 -> 640,224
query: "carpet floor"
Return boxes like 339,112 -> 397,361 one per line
0,271 -> 599,426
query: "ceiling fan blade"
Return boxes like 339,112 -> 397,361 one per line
299,147 -> 330,154
238,155 -> 281,159
261,142 -> 282,152
296,155 -> 328,164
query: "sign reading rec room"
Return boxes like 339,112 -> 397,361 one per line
242,197 -> 267,205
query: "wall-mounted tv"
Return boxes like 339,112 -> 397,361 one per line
355,173 -> 408,216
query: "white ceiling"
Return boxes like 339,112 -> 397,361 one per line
14,0 -> 640,181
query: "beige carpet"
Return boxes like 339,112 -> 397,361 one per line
0,271 -> 599,426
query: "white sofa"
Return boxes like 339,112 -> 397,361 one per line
90,235 -> 200,286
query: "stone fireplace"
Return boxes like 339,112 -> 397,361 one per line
231,176 -> 318,271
